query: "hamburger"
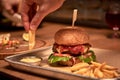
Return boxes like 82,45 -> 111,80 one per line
48,27 -> 96,66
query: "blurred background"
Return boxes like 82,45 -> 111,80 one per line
44,0 -> 109,28
0,0 -> 109,29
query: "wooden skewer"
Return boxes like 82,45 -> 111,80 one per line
72,9 -> 78,27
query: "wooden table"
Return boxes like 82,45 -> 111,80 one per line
0,22 -> 120,80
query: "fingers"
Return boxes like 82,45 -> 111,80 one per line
20,0 -> 31,32
30,10 -> 46,31
21,11 -> 30,31
49,0 -> 65,12
20,0 -> 38,31
21,0 -> 65,31
30,0 -> 65,31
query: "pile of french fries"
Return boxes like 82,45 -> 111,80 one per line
71,61 -> 119,79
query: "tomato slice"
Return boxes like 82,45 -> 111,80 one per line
69,46 -> 84,54
54,53 -> 63,56
53,53 -> 70,57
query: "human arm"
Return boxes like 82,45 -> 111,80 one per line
20,0 -> 65,31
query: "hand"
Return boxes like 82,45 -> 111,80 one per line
20,0 -> 65,31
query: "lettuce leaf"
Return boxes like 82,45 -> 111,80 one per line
79,50 -> 96,63
48,54 -> 70,64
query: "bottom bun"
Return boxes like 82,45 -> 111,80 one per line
58,60 -> 73,66
58,59 -> 81,66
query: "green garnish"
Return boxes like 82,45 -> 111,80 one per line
79,50 -> 96,63
48,54 -> 70,64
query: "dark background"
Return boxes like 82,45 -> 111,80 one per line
44,0 -> 109,28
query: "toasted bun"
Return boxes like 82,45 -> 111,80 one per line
54,27 -> 89,45
58,58 -> 81,66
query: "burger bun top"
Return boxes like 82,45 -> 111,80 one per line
54,27 -> 89,45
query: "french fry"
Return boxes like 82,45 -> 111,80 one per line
113,71 -> 119,77
29,30 -> 35,50
102,69 -> 115,75
100,62 -> 106,68
71,61 -> 119,79
73,68 -> 89,74
82,70 -> 90,76
91,61 -> 102,67
104,65 -> 118,70
91,61 -> 117,70
89,69 -> 96,78
71,62 -> 89,71
94,68 -> 104,78
103,71 -> 114,78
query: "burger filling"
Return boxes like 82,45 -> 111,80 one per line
48,43 -> 96,66
53,43 -> 91,55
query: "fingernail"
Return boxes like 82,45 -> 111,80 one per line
30,25 -> 36,31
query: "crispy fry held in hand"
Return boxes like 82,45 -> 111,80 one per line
29,30 -> 35,50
